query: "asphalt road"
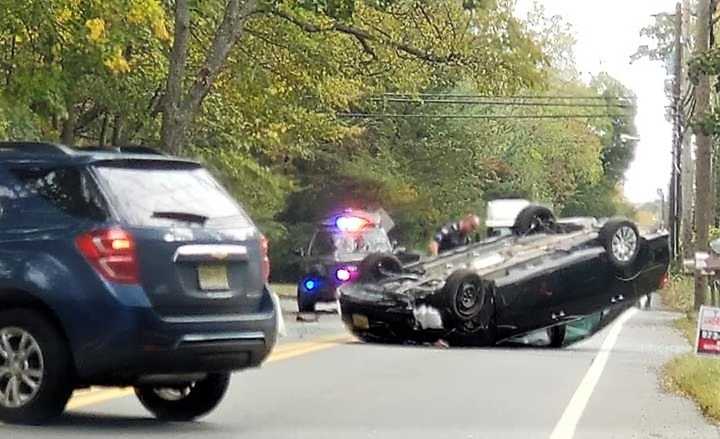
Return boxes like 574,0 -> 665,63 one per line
3,295 -> 719,439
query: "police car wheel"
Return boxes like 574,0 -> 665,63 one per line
297,290 -> 316,313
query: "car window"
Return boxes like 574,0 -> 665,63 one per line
334,227 -> 393,255
309,230 -> 335,256
92,162 -> 251,227
10,167 -> 109,221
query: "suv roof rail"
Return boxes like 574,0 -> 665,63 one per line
74,145 -> 166,156
116,145 -> 166,155
0,141 -> 74,156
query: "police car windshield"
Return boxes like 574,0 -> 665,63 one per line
312,227 -> 392,256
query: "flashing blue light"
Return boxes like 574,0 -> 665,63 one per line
304,279 -> 318,291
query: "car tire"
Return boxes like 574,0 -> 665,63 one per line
135,372 -> 231,422
359,253 -> 403,282
440,270 -> 496,346
0,309 -> 74,425
599,219 -> 640,269
547,325 -> 566,348
513,205 -> 556,236
441,270 -> 486,322
297,292 -> 316,313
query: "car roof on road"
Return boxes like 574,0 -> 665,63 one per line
0,141 -> 198,165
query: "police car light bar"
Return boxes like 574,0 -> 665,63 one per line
336,216 -> 370,233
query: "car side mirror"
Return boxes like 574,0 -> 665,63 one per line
391,239 -> 399,248
293,248 -> 305,257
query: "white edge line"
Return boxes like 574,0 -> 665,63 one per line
549,307 -> 638,439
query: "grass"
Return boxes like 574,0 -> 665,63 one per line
661,274 -> 720,424
271,283 -> 297,299
660,273 -> 694,313
664,353 -> 720,422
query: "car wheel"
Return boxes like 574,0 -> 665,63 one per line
359,253 -> 403,282
0,309 -> 73,425
599,219 -> 640,269
135,372 -> 231,422
297,295 -> 316,313
547,325 -> 566,348
513,205 -> 557,236
441,270 -> 486,321
440,270 -> 496,346
297,279 -> 318,313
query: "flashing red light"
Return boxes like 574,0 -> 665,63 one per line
75,228 -> 139,284
336,216 -> 370,233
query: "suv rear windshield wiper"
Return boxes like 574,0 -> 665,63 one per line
151,211 -> 209,224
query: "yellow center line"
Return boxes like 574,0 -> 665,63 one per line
66,334 -> 354,410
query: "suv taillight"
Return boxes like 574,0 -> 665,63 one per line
75,228 -> 139,284
260,234 -> 270,282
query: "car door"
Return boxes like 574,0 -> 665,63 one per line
493,266 -> 561,338
556,247 -> 617,318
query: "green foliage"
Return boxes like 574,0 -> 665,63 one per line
0,0 -> 639,281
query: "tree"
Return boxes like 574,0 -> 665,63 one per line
158,0 -> 545,154
0,0 -> 171,145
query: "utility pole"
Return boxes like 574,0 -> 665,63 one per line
693,0 -> 712,310
670,2 -> 683,259
681,0 -> 695,259
658,188 -> 666,228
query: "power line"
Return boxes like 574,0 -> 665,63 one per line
366,97 -> 634,108
336,113 -> 626,119
378,93 -> 636,101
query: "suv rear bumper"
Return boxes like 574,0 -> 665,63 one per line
72,289 -> 278,385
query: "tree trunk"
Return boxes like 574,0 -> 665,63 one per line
160,0 -> 257,155
161,0 -> 191,155
111,113 -> 124,146
693,0 -> 712,310
61,105 -> 76,146
99,113 -> 109,146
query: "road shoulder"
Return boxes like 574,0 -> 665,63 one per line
575,307 -> 720,438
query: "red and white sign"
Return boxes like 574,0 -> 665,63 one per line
696,306 -> 720,355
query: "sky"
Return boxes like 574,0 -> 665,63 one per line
515,0 -> 678,204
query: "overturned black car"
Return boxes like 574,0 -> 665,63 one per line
339,206 -> 669,347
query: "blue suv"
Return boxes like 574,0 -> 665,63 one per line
0,142 -> 277,424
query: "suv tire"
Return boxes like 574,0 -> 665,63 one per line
0,309 -> 74,425
135,372 -> 231,422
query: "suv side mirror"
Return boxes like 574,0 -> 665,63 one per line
391,239 -> 398,248
293,248 -> 305,257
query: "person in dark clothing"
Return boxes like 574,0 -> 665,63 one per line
428,214 -> 481,256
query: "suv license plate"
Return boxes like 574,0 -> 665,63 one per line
198,264 -> 230,291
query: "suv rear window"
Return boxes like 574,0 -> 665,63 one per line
92,161 -> 251,227
11,167 -> 109,221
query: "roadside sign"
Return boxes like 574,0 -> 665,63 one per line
696,305 -> 720,355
